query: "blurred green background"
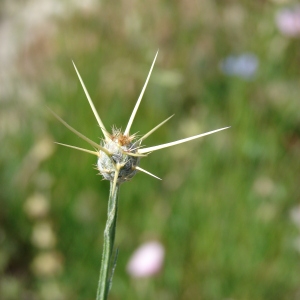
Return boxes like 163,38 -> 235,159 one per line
1,0 -> 300,299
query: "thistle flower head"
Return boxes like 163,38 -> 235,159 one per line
97,129 -> 140,183
51,51 -> 230,192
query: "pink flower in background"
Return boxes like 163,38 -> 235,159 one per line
126,241 -> 165,278
276,6 -> 300,37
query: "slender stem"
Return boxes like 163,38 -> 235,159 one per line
96,182 -> 120,300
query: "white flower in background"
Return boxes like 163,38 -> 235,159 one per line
126,241 -> 165,278
276,6 -> 300,37
50,51 -> 229,193
220,53 -> 259,79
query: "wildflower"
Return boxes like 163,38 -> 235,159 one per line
50,51 -> 229,193
220,53 -> 259,79
51,51 -> 230,300
126,241 -> 165,278
276,6 -> 300,37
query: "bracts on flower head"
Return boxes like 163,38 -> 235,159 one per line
51,50 -> 230,194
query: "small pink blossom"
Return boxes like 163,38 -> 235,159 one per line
126,241 -> 165,278
276,6 -> 300,37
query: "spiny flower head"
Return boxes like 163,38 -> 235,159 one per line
97,128 -> 140,183
50,51 -> 230,192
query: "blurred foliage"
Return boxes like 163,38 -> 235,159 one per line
1,0 -> 300,299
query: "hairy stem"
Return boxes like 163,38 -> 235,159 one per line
96,182 -> 120,300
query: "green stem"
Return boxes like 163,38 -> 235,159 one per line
96,182 -> 120,300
